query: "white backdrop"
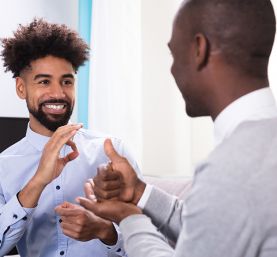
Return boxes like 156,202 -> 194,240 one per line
88,0 -> 143,164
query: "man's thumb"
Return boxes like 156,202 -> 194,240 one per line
104,138 -> 122,162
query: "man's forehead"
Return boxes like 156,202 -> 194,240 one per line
27,57 -> 75,74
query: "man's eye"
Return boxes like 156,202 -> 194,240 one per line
63,80 -> 73,85
38,80 -> 50,85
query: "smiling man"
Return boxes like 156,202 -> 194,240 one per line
77,0 -> 277,257
0,19 -> 140,257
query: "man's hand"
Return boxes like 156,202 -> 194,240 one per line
34,124 -> 82,186
93,139 -> 146,204
55,201 -> 118,245
76,196 -> 142,225
18,124 -> 82,208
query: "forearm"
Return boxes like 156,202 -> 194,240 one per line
119,215 -> 174,257
18,175 -> 46,208
143,186 -> 183,242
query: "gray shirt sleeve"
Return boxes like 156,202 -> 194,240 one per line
119,171 -> 258,257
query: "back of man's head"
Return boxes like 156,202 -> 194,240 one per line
178,0 -> 276,78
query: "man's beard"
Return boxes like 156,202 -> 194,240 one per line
28,99 -> 73,132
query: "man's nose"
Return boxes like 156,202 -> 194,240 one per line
49,83 -> 65,98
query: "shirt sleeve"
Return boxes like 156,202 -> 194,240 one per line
0,190 -> 35,255
100,223 -> 127,257
137,184 -> 153,209
120,214 -> 174,257
119,167 -> 257,257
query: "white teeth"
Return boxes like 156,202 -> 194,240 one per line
45,104 -> 65,110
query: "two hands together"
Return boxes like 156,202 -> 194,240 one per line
19,123 -> 145,244
76,139 -> 146,224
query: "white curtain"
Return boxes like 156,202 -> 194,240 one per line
88,0 -> 142,164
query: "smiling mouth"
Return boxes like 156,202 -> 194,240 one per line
41,103 -> 68,115
44,104 -> 66,110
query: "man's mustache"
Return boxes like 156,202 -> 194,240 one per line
39,99 -> 71,106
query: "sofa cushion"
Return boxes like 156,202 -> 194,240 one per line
144,176 -> 192,199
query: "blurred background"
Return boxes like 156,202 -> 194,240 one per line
0,0 -> 276,177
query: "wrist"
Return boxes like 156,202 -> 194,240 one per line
132,179 -> 146,205
32,172 -> 49,188
99,221 -> 118,246
18,176 -> 46,208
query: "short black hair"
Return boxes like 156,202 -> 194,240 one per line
178,0 -> 276,78
1,18 -> 89,78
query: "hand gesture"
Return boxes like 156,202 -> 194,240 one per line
93,139 -> 146,204
18,124 -> 82,208
55,201 -> 118,245
34,124 -> 81,186
77,184 -> 141,224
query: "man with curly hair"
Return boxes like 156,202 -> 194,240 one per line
0,18 -> 140,257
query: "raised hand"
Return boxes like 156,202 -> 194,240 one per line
34,124 -> 81,186
18,124 -> 82,208
93,139 -> 146,204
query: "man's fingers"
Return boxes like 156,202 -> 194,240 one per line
66,139 -> 78,153
94,175 -> 121,191
76,197 -> 99,215
104,139 -> 122,162
55,202 -> 84,216
93,186 -> 121,200
62,140 -> 79,164
84,181 -> 97,200
47,124 -> 82,153
96,165 -> 122,181
55,207 -> 83,216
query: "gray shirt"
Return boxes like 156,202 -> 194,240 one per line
119,118 -> 277,257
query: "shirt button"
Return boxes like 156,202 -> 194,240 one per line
116,248 -> 121,252
23,217 -> 27,221
56,185 -> 61,190
59,219 -> 62,223
60,251 -> 65,255
13,214 -> 18,219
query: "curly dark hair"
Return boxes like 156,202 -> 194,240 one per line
1,18 -> 89,78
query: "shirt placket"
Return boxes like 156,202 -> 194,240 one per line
54,148 -> 68,257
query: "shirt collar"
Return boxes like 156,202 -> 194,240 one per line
214,87 -> 277,146
26,124 -> 51,152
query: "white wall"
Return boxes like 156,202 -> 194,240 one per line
141,0 -> 277,176
0,0 -> 78,118
141,0 -> 213,176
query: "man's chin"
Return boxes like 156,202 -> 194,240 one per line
44,114 -> 67,122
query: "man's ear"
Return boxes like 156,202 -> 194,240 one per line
16,77 -> 27,99
194,33 -> 210,70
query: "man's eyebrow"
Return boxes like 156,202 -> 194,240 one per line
34,74 -> 52,80
62,74 -> 75,79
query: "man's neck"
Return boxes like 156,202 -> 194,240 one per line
209,76 -> 269,121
